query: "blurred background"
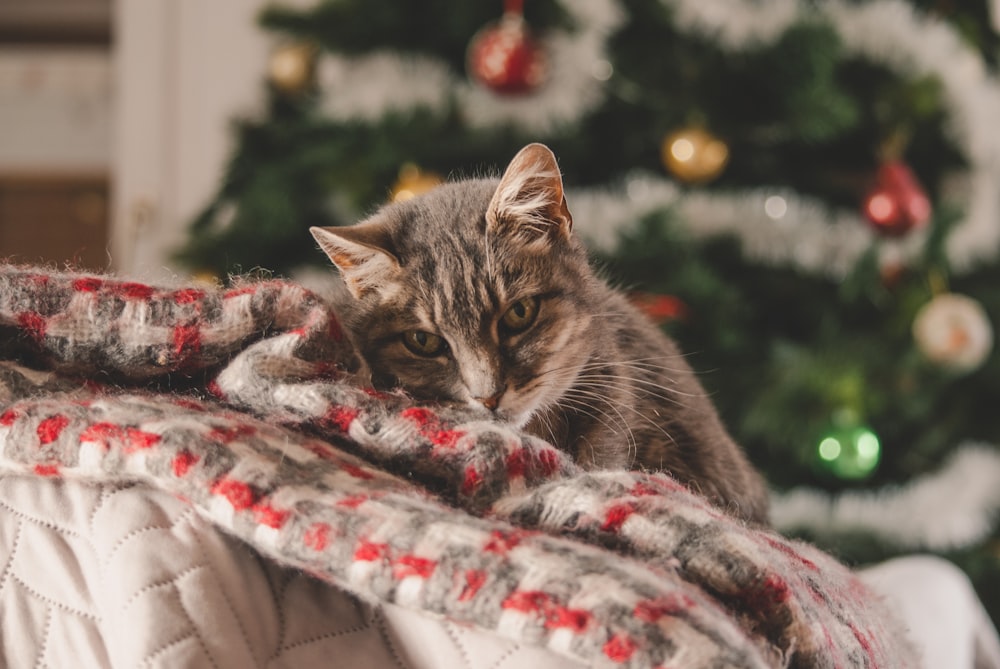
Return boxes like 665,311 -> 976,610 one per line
4,0 -> 1000,631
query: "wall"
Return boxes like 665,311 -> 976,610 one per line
112,0 -> 284,281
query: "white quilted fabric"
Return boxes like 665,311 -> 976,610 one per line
0,475 -> 584,669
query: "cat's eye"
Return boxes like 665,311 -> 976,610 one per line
402,330 -> 447,357
500,296 -> 540,333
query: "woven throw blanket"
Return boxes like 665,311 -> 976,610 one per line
0,265 -> 917,668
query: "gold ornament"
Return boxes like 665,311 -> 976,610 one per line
661,127 -> 729,184
268,42 -> 317,94
391,164 -> 443,202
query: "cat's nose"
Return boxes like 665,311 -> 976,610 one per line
476,391 -> 504,412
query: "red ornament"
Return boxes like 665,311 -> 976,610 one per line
862,160 -> 932,237
467,0 -> 546,95
630,292 -> 688,325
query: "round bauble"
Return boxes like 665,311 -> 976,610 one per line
268,42 -> 317,95
661,127 -> 729,184
913,293 -> 993,373
467,14 -> 547,95
391,164 -> 443,202
816,418 -> 881,481
629,292 -> 688,325
862,161 -> 932,237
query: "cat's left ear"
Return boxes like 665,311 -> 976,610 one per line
487,143 -> 573,251
310,223 -> 400,300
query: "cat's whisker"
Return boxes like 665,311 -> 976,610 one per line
576,372 -> 707,402
534,355 -> 699,388
575,355 -> 703,377
569,377 -> 679,410
559,389 -> 633,441
562,384 -> 674,456
558,382 -> 643,435
530,406 -> 561,449
569,377 -> 688,414
554,394 -> 637,461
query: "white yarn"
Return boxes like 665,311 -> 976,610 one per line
770,444 -> 1000,551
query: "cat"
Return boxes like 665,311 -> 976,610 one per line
310,143 -> 769,524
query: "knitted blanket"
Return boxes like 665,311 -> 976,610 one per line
0,265 -> 917,668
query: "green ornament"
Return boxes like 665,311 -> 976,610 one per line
815,418 -> 881,480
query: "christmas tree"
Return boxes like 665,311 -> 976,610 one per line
178,0 -> 1000,623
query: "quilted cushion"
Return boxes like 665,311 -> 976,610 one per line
0,474 -> 583,669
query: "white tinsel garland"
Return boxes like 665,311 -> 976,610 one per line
569,176 -> 895,280
770,444 -> 1000,551
318,52 -> 452,119
667,0 -> 800,48
307,0 -> 1000,275
316,0 -> 622,134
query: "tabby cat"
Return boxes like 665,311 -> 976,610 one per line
311,144 -> 769,524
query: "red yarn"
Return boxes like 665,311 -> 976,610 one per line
461,465 -> 482,495
303,523 -> 331,551
16,312 -> 47,342
546,607 -> 592,632
484,529 -> 524,555
339,462 -> 374,480
505,448 -> 527,478
172,288 -> 205,304
72,277 -> 103,292
459,570 -> 487,602
253,503 -> 290,529
336,494 -> 369,509
634,594 -> 695,622
33,464 -> 61,477
37,415 -> 70,445
354,540 -> 388,562
210,478 -> 256,510
171,450 -> 199,477
603,633 -> 637,663
393,554 -> 436,579
111,282 -> 154,300
80,422 -> 122,450
0,409 -> 19,426
601,502 -> 636,532
124,428 -> 161,453
502,590 -> 551,614
173,324 -> 202,357
322,405 -> 358,433
537,448 -> 560,476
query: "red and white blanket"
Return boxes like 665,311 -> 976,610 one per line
0,265 -> 917,668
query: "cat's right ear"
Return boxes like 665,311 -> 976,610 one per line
310,223 -> 400,299
488,143 -> 573,253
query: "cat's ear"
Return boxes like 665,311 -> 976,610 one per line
487,143 -> 573,251
310,223 -> 400,299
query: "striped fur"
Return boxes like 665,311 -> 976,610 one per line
312,145 -> 768,524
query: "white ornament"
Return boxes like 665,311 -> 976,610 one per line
913,293 -> 993,372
